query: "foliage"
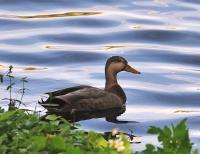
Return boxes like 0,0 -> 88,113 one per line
0,74 -> 3,83
0,108 -> 198,154
0,109 -> 131,154
0,65 -> 28,110
136,119 -> 198,154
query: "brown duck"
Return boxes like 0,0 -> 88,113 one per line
40,56 -> 140,122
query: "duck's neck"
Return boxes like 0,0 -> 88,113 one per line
105,70 -> 118,89
104,70 -> 126,103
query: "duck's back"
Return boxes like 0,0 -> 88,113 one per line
42,86 -> 123,113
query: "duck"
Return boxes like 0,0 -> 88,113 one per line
39,56 -> 140,122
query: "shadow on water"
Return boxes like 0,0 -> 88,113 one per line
43,107 -> 138,124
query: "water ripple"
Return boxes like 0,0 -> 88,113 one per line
0,18 -> 120,31
2,29 -> 200,47
0,50 -> 106,65
0,12 -> 102,19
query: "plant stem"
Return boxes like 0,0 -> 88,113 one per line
9,76 -> 12,109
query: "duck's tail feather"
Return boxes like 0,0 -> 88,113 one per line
39,98 -> 59,106
38,98 -> 45,104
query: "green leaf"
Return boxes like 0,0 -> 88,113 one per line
30,136 -> 47,150
18,149 -> 28,153
96,136 -> 107,147
163,126 -> 171,138
48,136 -> 66,151
145,118 -> 194,154
6,83 -> 15,90
173,119 -> 187,139
0,107 -> 4,113
142,144 -> 156,154
148,126 -> 161,134
50,120 -> 60,126
0,134 -> 7,145
45,114 -> 59,121
0,110 -> 16,122
66,146 -> 85,154
146,144 -> 155,150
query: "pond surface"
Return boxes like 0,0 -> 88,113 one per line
0,0 -> 200,151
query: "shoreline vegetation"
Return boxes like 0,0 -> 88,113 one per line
0,66 -> 198,154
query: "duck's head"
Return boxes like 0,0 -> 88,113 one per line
105,56 -> 140,75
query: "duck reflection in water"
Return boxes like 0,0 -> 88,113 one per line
39,56 -> 140,123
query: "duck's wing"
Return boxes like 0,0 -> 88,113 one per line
43,87 -> 123,113
46,85 -> 91,96
39,85 -> 91,107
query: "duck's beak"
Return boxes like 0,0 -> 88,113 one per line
125,65 -> 141,74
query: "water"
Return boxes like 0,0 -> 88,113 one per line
0,0 -> 200,151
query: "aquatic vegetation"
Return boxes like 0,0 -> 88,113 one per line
136,119 -> 198,154
0,65 -> 28,110
0,109 -> 131,154
3,65 -> 16,110
0,108 -> 198,154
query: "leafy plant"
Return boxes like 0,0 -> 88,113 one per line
0,110 -> 130,154
1,108 -> 197,154
18,77 -> 28,108
0,65 -> 28,110
6,65 -> 15,109
137,119 -> 198,154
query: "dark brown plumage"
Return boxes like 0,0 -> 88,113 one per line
39,56 -> 140,122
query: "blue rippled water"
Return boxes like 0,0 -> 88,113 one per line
0,0 -> 200,151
